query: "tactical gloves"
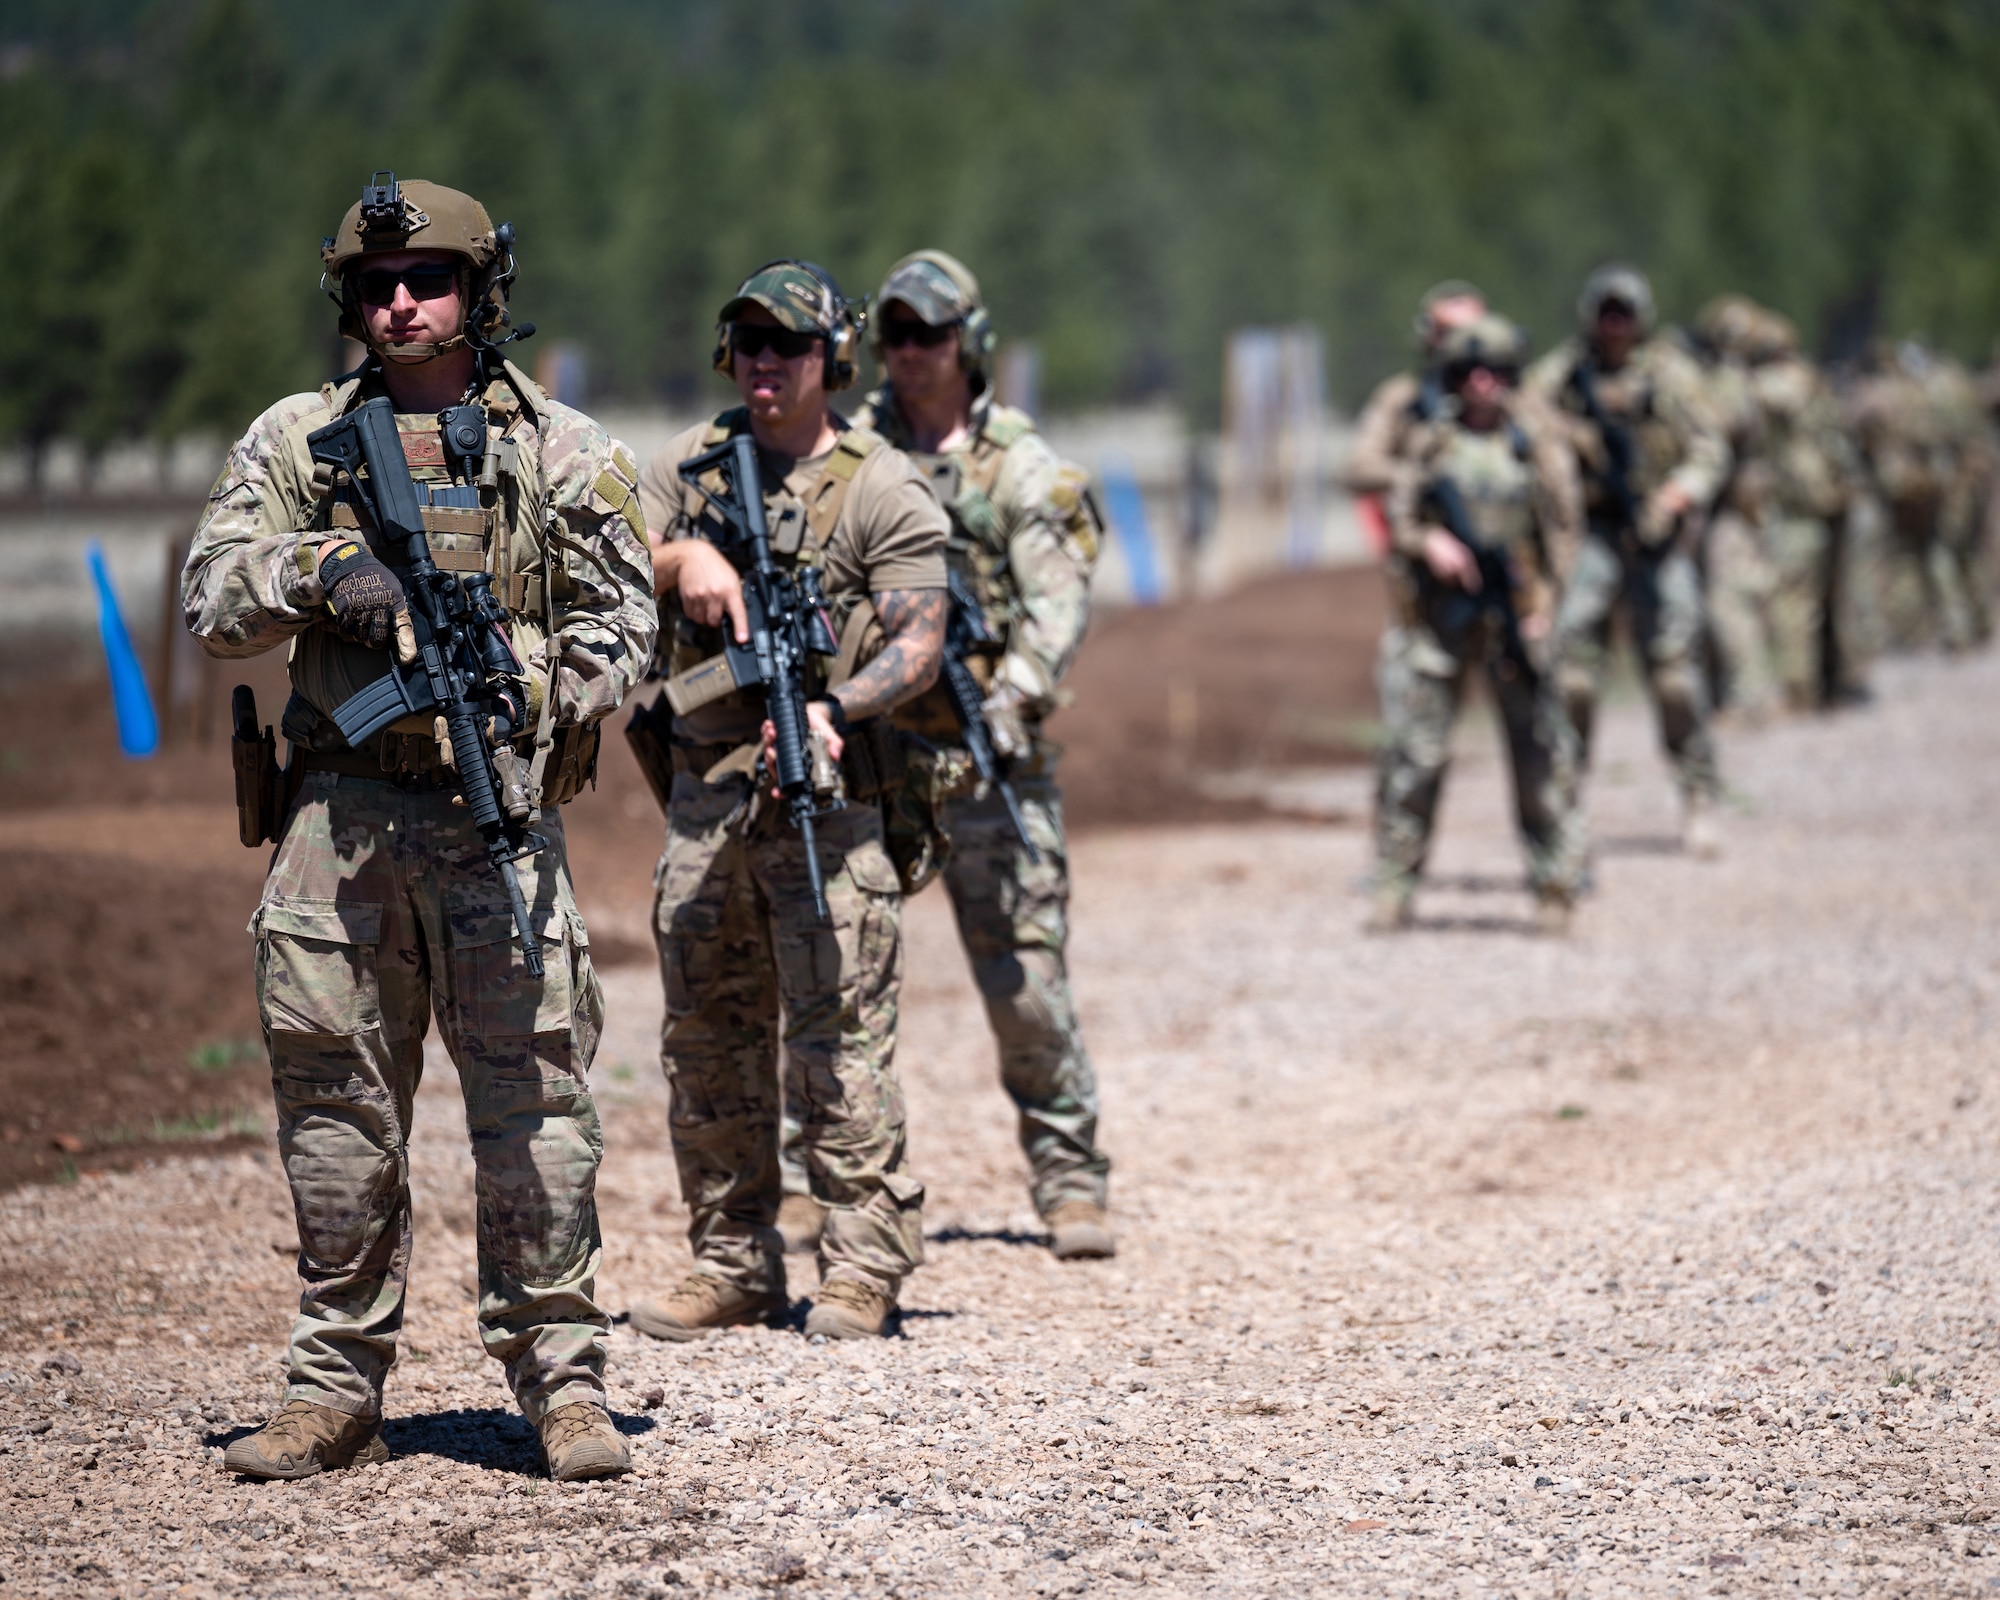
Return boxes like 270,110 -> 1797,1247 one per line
318,541 -> 414,657
981,682 -> 1031,762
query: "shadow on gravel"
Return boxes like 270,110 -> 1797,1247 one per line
1595,832 -> 1685,857
379,1407 -> 657,1472
925,1226 -> 1044,1247
1409,914 -> 1548,937
1419,871 -> 1530,894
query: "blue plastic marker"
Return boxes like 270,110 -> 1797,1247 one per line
1099,456 -> 1163,606
85,540 -> 159,757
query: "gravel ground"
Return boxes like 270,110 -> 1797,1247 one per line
4,650 -> 1999,1599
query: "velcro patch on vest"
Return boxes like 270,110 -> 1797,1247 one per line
400,431 -> 446,469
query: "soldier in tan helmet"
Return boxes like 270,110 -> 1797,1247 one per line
773,249 -> 1115,1262
1525,264 -> 1732,857
182,172 -> 656,1482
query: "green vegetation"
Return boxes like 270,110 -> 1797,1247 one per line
2,0 -> 1998,447
188,1036 -> 263,1073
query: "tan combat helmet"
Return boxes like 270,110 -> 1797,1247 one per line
1437,312 -> 1530,376
1744,307 -> 1801,364
871,249 -> 997,390
1412,278 -> 1487,349
1694,293 -> 1763,360
1577,263 -> 1657,335
319,170 -> 529,359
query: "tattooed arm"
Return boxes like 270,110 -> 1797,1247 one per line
831,588 -> 946,724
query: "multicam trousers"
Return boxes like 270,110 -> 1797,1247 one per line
1373,623 -> 1584,896
780,774 -> 1110,1220
654,767 -> 923,1300
1708,513 -> 1833,713
1553,533 -> 1721,801
254,771 -> 608,1426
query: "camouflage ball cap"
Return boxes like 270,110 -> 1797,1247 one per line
875,252 -> 981,327
720,263 -> 843,335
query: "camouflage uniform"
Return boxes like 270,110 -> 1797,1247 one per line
1844,345 -> 1991,654
1691,300 -> 1781,719
183,359 -> 655,1428
1375,323 -> 1584,904
841,381 -> 1111,1219
639,267 -> 949,1304
1742,318 -> 1856,705
1524,295 -> 1730,804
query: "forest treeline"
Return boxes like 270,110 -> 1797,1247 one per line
3,0 -> 1999,458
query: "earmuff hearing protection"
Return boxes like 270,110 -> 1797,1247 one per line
709,259 -> 861,391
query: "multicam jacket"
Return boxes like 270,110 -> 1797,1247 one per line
183,356 -> 656,766
1525,336 -> 1731,532
851,387 -> 1101,739
1388,402 -> 1573,649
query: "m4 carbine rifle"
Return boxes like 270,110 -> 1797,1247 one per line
1418,473 -> 1541,689
673,433 -> 844,919
941,568 -> 1038,861
1572,360 -> 1647,553
306,395 -> 547,976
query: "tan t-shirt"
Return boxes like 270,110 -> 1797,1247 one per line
639,414 -> 948,741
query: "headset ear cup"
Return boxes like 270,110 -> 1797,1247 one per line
712,325 -> 732,379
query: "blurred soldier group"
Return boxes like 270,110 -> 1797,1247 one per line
186,171 -> 1111,1488
1352,265 -> 1996,933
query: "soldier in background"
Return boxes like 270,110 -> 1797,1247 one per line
1525,264 -> 1731,857
631,262 -> 948,1343
182,175 -> 655,1482
1843,342 -> 1989,654
1368,315 -> 1584,934
1740,308 -> 1860,706
1346,280 -> 1489,513
1691,294 -> 1781,721
808,249 -> 1117,1262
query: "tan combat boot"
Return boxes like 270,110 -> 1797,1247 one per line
630,1273 -> 786,1342
222,1399 -> 388,1480
804,1279 -> 895,1340
1683,792 -> 1722,860
1048,1201 -> 1116,1261
776,1193 -> 828,1254
1363,881 -> 1414,934
1533,888 -> 1573,937
539,1402 -> 631,1482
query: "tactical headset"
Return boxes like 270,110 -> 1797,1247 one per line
872,249 -> 996,386
711,259 -> 862,391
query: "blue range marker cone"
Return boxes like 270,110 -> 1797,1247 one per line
86,540 -> 159,757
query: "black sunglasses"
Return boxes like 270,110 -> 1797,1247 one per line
880,317 -> 958,350
350,265 -> 461,307
1445,359 -> 1519,389
731,324 -> 821,360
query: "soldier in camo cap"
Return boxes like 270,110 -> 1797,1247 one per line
1525,264 -> 1732,858
630,259 -> 949,1342
1368,314 -> 1585,934
772,248 -> 1116,1262
181,171 -> 656,1484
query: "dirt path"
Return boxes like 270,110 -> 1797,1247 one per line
4,650 -> 1999,1598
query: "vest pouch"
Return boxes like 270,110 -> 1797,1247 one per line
880,735 -> 954,897
538,721 -> 601,808
623,694 -> 675,814
838,718 -> 908,804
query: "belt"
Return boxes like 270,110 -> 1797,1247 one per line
297,747 -> 458,791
